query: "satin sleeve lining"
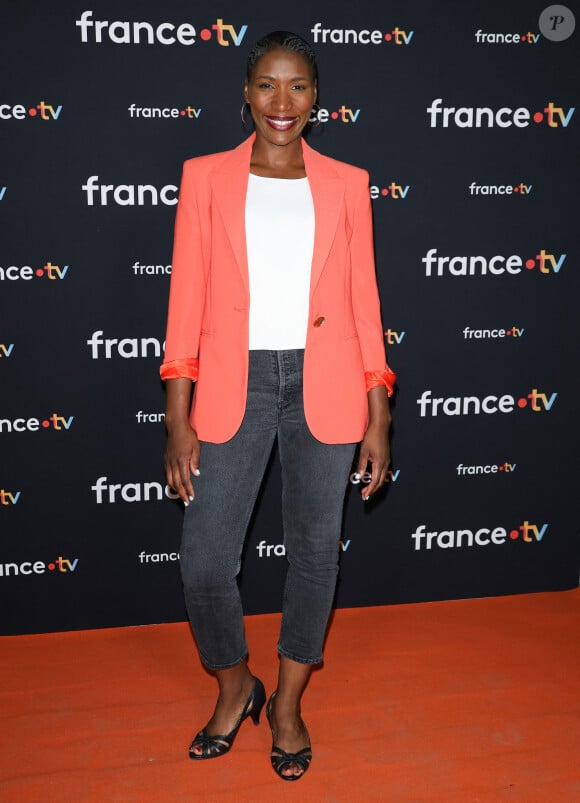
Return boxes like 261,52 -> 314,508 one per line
159,358 -> 199,382
365,366 -> 396,397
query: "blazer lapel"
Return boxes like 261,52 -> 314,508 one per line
210,135 -> 255,297
303,140 -> 344,298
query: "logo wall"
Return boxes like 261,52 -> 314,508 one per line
0,1 -> 573,626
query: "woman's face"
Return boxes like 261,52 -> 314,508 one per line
244,48 -> 317,147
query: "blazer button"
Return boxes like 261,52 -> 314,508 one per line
313,316 -> 325,327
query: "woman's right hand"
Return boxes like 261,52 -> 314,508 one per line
164,422 -> 201,505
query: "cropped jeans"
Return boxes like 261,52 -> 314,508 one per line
180,349 -> 356,669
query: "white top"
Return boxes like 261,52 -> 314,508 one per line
245,174 -> 314,350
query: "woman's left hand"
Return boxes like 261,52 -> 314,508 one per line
356,386 -> 392,501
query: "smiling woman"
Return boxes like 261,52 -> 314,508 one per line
159,29 -> 396,783
243,42 -> 317,175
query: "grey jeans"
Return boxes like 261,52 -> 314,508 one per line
180,349 -> 357,669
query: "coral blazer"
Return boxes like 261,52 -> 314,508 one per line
161,133 -> 394,444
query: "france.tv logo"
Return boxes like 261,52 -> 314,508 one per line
422,248 -> 566,277
0,413 -> 74,433
371,182 -> 411,200
0,101 -> 62,121
416,388 -> 557,417
427,99 -> 574,128
76,11 -> 247,46
0,262 -> 69,282
0,556 -> 79,577
411,520 -> 547,550
311,23 -> 414,45
309,105 -> 361,124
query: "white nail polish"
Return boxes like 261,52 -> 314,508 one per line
189,495 -> 194,502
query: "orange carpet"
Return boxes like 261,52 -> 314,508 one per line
1,591 -> 579,802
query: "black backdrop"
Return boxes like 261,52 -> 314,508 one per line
1,1 -> 578,634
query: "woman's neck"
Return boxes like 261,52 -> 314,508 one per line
249,137 -> 306,179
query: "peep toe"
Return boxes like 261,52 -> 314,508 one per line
189,676 -> 266,760
266,692 -> 312,781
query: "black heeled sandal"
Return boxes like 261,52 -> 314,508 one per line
266,692 -> 312,781
189,676 -> 266,760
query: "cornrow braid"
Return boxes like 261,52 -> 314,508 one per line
246,30 -> 318,82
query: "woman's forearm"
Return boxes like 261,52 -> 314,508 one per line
165,378 -> 194,431
367,385 -> 392,428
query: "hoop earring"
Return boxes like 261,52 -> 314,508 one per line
310,103 -> 322,127
240,101 -> 252,127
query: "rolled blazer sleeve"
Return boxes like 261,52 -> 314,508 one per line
160,160 -> 208,382
350,171 -> 396,396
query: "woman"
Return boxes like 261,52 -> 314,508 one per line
161,31 -> 395,781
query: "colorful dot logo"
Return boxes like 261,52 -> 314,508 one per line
310,106 -> 361,124
372,183 -> 411,199
195,20 -> 248,46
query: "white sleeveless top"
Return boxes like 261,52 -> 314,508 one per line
245,174 -> 314,350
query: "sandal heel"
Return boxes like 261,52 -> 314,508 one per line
189,675 -> 266,760
250,677 -> 266,725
